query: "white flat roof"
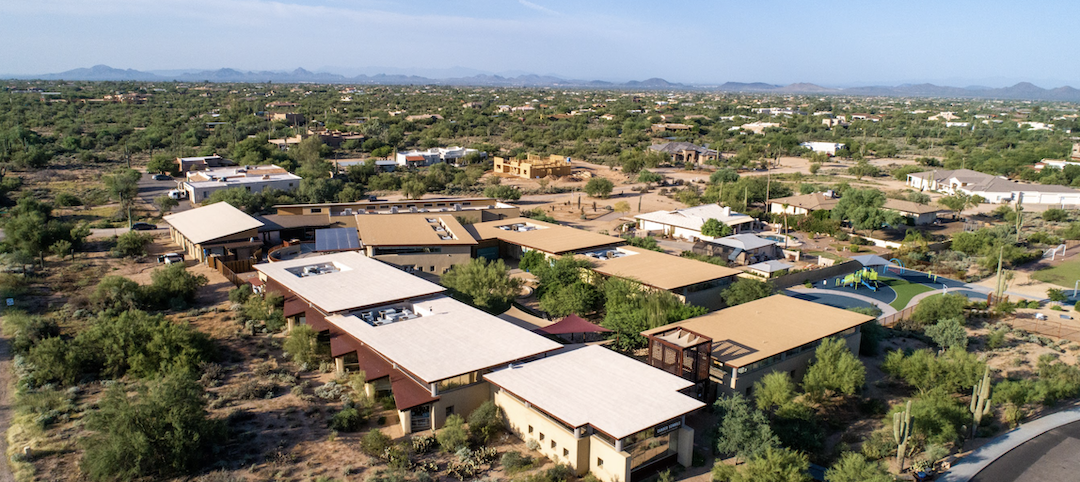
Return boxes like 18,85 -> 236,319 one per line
163,202 -> 264,244
484,345 -> 705,440
327,294 -> 562,383
254,252 -> 445,313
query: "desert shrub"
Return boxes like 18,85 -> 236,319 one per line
80,372 -> 225,481
467,401 -> 504,444
924,317 -> 968,350
224,379 -> 276,400
228,285 -> 253,304
329,407 -> 364,432
893,392 -> 969,446
987,328 -> 1008,349
1043,208 -> 1068,222
360,429 -> 393,457
111,231 -> 153,257
141,263 -> 209,310
911,293 -> 967,325
882,347 -> 985,395
283,324 -> 322,368
25,310 -> 214,386
500,451 -> 536,474
437,414 -> 469,452
314,381 -> 346,400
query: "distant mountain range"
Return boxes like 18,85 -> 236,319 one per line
8,65 -> 1080,102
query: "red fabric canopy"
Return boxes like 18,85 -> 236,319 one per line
536,314 -> 611,335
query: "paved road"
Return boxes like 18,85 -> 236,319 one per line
136,172 -> 193,215
940,405 -> 1080,482
784,288 -> 897,315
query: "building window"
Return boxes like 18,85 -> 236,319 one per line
245,186 -> 251,191
311,208 -> 322,213
445,406 -> 454,418
429,266 -> 435,272
288,183 -> 293,187
597,458 -> 604,467
563,448 -> 569,457
551,440 -> 557,449
528,425 -> 533,434
539,433 -> 545,441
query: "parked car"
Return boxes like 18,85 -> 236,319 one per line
168,190 -> 188,200
130,222 -> 156,231
157,253 -> 184,264
152,174 -> 172,181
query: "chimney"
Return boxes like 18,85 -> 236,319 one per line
721,206 -> 731,217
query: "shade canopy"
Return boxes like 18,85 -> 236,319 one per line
851,254 -> 892,267
536,314 -> 612,335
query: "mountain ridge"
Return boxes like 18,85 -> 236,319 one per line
8,65 -> 1080,101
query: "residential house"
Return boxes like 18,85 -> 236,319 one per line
883,199 -> 951,225
650,123 -> 692,133
175,155 -> 235,173
799,142 -> 845,156
635,205 -> 756,241
648,142 -> 719,164
493,154 -> 573,179
732,122 -> 780,134
181,164 -> 301,203
850,113 -> 882,122
907,169 -> 1080,205
270,112 -> 305,124
769,192 -> 839,215
486,346 -> 704,482
255,252 -> 562,434
164,202 -> 264,263
641,295 -> 873,399
394,147 -> 479,167
703,234 -> 781,266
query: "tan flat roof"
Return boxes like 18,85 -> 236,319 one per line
327,294 -> 562,383
254,252 -> 445,313
164,202 -> 264,244
641,295 -> 873,368
354,214 -> 476,247
580,246 -> 741,291
485,345 -> 705,440
468,217 -> 624,255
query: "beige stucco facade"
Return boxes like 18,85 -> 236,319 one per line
168,226 -> 260,262
713,329 -> 861,397
494,387 -> 694,482
366,245 -> 473,275
494,154 -> 574,179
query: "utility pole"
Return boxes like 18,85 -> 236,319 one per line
1014,192 -> 1024,243
994,245 -> 1005,302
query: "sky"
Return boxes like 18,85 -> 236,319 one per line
1,0 -> 1078,87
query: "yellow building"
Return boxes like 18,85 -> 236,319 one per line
494,154 -> 573,179
486,346 -> 704,482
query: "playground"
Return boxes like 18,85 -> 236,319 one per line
810,264 -> 990,310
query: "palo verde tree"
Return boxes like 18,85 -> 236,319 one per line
440,258 -> 523,311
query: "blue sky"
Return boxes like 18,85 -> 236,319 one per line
2,0 -> 1077,87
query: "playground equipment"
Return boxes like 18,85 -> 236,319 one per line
837,268 -> 881,291
889,258 -> 905,274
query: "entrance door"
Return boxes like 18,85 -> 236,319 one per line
410,404 -> 432,433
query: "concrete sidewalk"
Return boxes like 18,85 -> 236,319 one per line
939,404 -> 1080,482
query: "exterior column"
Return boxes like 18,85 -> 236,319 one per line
334,356 -> 345,375
363,382 -> 375,399
286,317 -> 296,332
399,410 -> 412,435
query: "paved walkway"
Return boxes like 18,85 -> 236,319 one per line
939,404 -> 1080,482
785,287 -> 898,316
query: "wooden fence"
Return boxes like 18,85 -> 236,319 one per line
208,256 -> 255,287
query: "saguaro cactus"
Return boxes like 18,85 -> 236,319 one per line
894,400 -> 912,472
970,366 -> 992,438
